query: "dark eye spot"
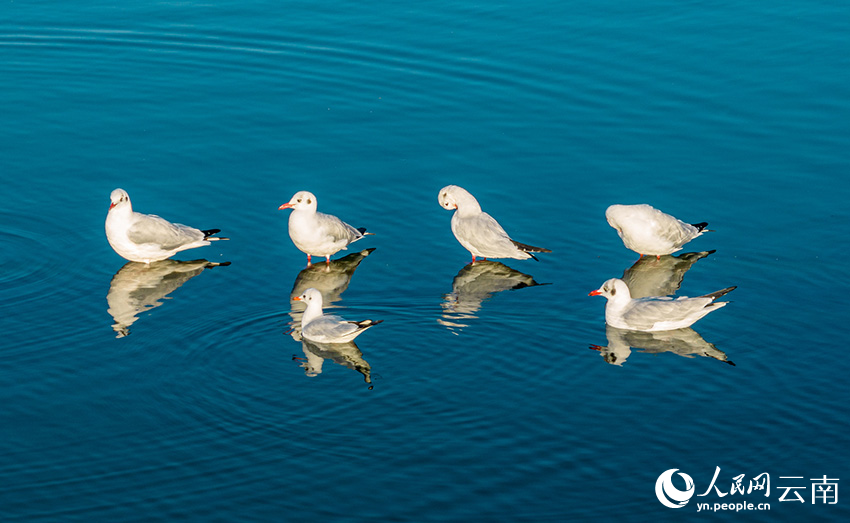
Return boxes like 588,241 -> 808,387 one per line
297,199 -> 302,203
610,287 -> 616,296
307,199 -> 312,204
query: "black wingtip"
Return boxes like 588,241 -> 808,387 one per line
511,240 -> 552,256
201,229 -> 225,240
691,222 -> 709,232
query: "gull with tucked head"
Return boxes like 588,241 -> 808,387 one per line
438,185 -> 551,263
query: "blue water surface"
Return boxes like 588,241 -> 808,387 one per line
1,1 -> 849,521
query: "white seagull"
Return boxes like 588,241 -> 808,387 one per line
589,278 -> 735,332
438,185 -> 551,263
279,191 -> 372,266
105,188 -> 227,263
293,288 -> 383,343
605,204 -> 710,258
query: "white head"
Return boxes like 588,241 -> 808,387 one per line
292,287 -> 324,308
279,191 -> 318,212
438,185 -> 481,214
109,188 -> 131,211
589,278 -> 632,302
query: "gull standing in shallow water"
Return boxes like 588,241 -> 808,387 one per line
605,204 -> 710,259
279,190 -> 372,266
438,185 -> 551,263
105,188 -> 227,263
589,278 -> 735,332
293,288 -> 383,344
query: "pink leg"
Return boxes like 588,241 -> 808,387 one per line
307,254 -> 312,266
325,256 -> 331,265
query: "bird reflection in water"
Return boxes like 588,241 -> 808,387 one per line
621,250 -> 715,298
106,259 -> 230,337
590,325 -> 734,367
439,260 -> 548,330
287,248 -> 376,341
294,339 -> 372,387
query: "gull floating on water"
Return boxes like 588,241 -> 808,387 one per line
288,248 -> 376,341
605,204 -> 710,258
293,288 -> 382,343
589,278 -> 735,332
438,185 -> 551,263
105,188 -> 227,263
279,190 -> 372,266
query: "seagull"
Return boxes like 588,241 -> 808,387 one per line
105,188 -> 227,263
279,190 -> 372,266
605,204 -> 710,258
438,185 -> 551,263
293,288 -> 383,343
589,278 -> 735,332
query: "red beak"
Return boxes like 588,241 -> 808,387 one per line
292,295 -> 302,301
109,202 -> 116,210
588,290 -> 601,296
279,203 -> 293,210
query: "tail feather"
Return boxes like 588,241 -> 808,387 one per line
350,319 -> 384,330
511,240 -> 552,254
701,286 -> 737,301
202,229 -> 229,241
356,227 -> 375,236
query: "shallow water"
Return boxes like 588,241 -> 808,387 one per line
2,1 -> 849,520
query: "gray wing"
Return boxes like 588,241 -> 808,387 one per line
304,315 -> 360,339
648,209 -> 701,247
127,213 -> 205,250
453,212 -> 520,257
315,212 -> 364,244
622,297 -> 711,330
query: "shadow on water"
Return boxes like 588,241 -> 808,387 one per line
294,339 -> 373,387
590,325 -> 735,367
439,260 -> 548,331
287,248 -> 376,341
106,259 -> 230,338
621,250 -> 715,298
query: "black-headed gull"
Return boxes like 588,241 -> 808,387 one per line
293,288 -> 382,343
438,185 -> 551,263
605,204 -> 710,258
589,278 -> 735,331
105,188 -> 227,263
279,190 -> 372,266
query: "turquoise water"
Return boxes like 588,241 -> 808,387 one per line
2,1 -> 848,520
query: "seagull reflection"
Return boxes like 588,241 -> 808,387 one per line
621,250 -> 715,298
288,248 -> 375,340
106,259 -> 230,338
295,339 -> 372,386
590,325 -> 734,367
439,260 -> 548,330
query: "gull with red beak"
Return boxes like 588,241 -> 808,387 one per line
589,278 -> 736,332
279,190 -> 372,266
293,288 -> 382,343
438,185 -> 551,263
105,188 -> 226,264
